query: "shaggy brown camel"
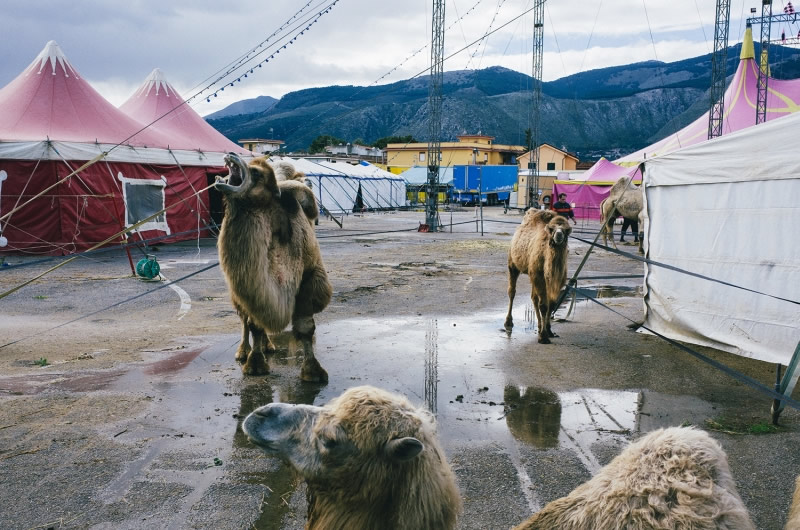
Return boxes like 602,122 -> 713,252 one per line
504,210 -> 571,343
600,176 -> 644,254
788,476 -> 800,530
514,426 -> 755,529
216,154 -> 332,382
243,385 -> 462,530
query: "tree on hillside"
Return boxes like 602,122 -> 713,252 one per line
308,135 -> 346,154
372,135 -> 417,149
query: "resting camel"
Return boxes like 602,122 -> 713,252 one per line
244,386 -> 794,530
243,385 -> 462,530
215,154 -> 332,382
515,426 -> 755,529
600,176 -> 644,254
504,210 -> 571,343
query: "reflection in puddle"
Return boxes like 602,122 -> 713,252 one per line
425,319 -> 438,413
503,386 -> 561,449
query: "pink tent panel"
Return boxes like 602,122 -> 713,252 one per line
553,162 -> 642,220
0,41 -> 172,147
618,27 -> 800,164
120,69 -> 250,154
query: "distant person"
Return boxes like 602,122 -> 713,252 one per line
552,193 -> 576,225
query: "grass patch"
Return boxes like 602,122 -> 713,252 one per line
33,357 -> 48,367
705,417 -> 781,435
33,295 -> 47,300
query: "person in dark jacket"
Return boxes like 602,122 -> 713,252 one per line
552,193 -> 576,224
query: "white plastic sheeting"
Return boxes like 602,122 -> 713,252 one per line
642,111 -> 800,365
272,157 -> 405,214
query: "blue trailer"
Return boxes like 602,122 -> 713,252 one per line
451,165 -> 518,206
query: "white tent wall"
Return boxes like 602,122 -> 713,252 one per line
642,111 -> 800,366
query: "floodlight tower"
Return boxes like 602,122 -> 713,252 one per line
756,0 -> 773,124
425,0 -> 445,231
527,0 -> 545,208
708,0 -> 731,139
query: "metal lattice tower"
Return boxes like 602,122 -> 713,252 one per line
527,0 -> 545,208
425,0 -> 445,231
756,0 -> 773,124
708,0 -> 731,139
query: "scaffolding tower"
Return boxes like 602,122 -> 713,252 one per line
527,0 -> 545,208
756,0 -> 774,124
425,0 -> 445,231
708,0 -> 731,139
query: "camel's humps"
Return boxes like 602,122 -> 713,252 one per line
242,385 -> 462,530
505,209 -> 571,343
215,154 -> 332,382
515,426 -> 755,530
600,176 -> 644,254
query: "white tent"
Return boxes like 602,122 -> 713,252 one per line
641,110 -> 800,366
272,157 -> 405,214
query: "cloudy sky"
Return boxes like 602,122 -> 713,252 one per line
0,0 -> 773,116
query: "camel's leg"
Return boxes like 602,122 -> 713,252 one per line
241,320 -> 270,376
504,264 -> 521,330
294,267 -> 331,383
234,309 -> 251,364
531,281 -> 551,344
545,300 -> 558,338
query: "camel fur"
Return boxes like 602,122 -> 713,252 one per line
515,426 -> 755,530
215,154 -> 332,381
504,209 -> 571,343
242,385 -> 462,530
787,475 -> 800,530
600,176 -> 644,254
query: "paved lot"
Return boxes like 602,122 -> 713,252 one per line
1,207 -> 798,529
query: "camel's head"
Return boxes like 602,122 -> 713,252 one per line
215,153 -> 280,202
547,215 -> 572,247
243,386 -> 433,484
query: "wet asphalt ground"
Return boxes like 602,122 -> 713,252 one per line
0,207 -> 798,529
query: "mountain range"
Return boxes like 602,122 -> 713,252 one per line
205,42 -> 800,160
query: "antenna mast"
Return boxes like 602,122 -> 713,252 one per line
426,0 -> 445,231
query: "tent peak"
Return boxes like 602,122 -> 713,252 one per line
139,68 -> 173,98
28,40 -> 78,78
740,26 -> 755,61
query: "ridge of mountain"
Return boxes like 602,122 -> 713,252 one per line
206,42 -> 800,159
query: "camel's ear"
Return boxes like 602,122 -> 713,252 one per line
539,210 -> 556,223
385,437 -> 424,461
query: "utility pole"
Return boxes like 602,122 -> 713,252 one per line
708,0 -> 731,139
527,0 -> 545,209
756,0 -> 773,124
425,0 -> 445,231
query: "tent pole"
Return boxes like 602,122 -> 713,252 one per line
111,192 -> 136,276
771,340 -> 800,425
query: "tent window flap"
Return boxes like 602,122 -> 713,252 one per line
118,172 -> 169,233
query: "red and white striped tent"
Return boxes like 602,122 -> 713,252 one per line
0,41 -> 250,255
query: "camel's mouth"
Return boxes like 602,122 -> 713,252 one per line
215,153 -> 248,193
551,229 -> 568,247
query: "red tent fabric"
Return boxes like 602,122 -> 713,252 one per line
119,68 -> 250,154
0,41 -> 246,255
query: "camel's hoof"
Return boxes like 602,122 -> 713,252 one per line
242,353 -> 269,376
538,336 -> 551,344
504,319 -> 513,331
235,347 -> 250,364
548,330 -> 559,338
301,358 -> 329,383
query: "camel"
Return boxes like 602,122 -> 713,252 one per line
504,210 -> 571,343
600,176 -> 644,254
242,385 -> 462,530
788,476 -> 800,530
515,426 -> 755,530
215,154 -> 332,382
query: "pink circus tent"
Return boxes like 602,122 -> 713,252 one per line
552,158 -> 642,220
0,41 -> 248,255
617,26 -> 800,165
119,68 -> 250,154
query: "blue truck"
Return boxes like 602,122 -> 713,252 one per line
451,165 -> 518,206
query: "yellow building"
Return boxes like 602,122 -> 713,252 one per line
385,134 -> 525,174
515,144 -> 579,209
